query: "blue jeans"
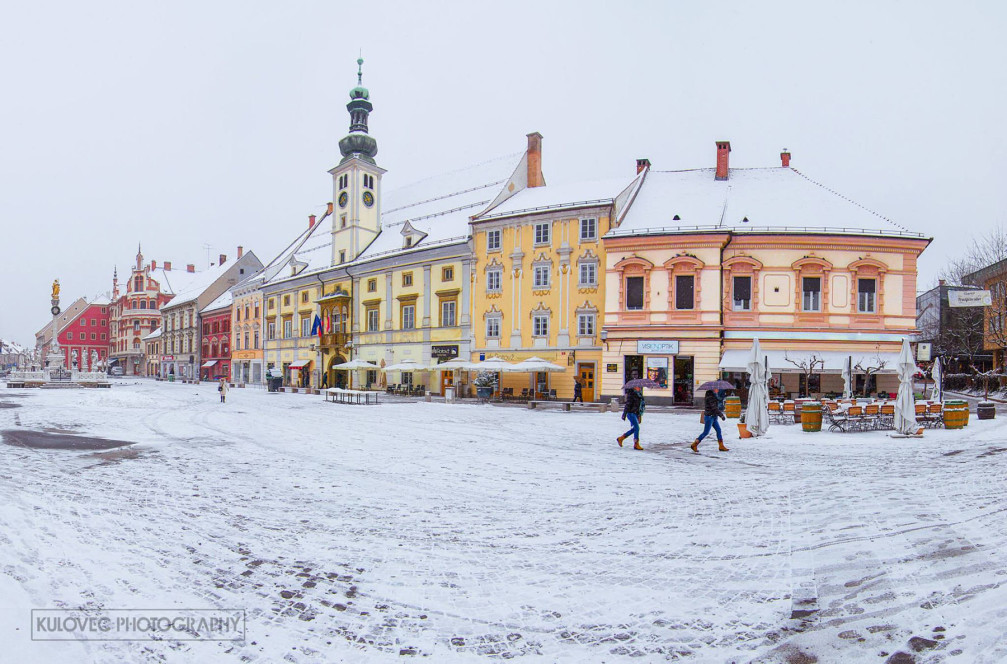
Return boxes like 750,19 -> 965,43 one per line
622,413 -> 640,440
697,415 -> 723,442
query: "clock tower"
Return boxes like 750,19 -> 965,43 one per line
330,57 -> 385,266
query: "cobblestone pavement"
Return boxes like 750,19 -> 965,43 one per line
1,384 -> 1006,662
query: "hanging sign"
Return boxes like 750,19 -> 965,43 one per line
948,290 -> 992,307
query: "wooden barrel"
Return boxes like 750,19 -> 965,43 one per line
977,401 -> 996,420
943,400 -> 969,429
801,402 -> 823,432
725,395 -> 742,418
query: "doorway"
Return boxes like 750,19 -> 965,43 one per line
440,368 -> 454,395
673,356 -> 694,405
624,355 -> 644,383
577,363 -> 595,402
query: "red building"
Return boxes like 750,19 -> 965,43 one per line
54,297 -> 111,371
200,292 -> 233,381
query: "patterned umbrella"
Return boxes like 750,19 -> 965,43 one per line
623,378 -> 660,390
697,380 -> 735,391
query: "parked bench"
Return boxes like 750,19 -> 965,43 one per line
325,388 -> 379,405
527,401 -> 608,412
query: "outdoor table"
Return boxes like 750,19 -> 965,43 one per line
325,388 -> 379,405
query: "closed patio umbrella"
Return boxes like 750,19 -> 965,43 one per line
745,338 -> 770,437
930,357 -> 942,402
893,338 -> 920,436
842,355 -> 852,399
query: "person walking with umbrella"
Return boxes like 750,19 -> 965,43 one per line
617,385 -> 645,450
691,380 -> 732,452
572,378 -> 583,403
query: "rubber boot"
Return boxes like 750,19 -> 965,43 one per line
718,440 -> 730,452
690,439 -> 700,453
616,435 -> 626,447
633,440 -> 643,450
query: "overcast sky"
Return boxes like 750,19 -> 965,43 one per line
2,1 -> 1005,345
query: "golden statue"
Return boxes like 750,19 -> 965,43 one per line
51,279 -> 60,299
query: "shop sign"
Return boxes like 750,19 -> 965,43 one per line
162,356 -> 175,361
606,363 -> 619,373
916,343 -> 932,362
431,345 -> 459,360
948,290 -> 992,307
636,340 -> 679,355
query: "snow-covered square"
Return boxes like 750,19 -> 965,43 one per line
2,383 -> 1006,663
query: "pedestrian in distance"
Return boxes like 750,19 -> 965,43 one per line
617,385 -> 645,450
692,388 -> 729,453
572,378 -> 583,403
218,378 -> 228,404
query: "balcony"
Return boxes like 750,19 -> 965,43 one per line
320,332 -> 351,349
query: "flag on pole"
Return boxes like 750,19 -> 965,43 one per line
311,314 -> 323,339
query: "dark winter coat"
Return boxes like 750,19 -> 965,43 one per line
622,389 -> 643,418
704,390 -> 724,418
573,381 -> 583,397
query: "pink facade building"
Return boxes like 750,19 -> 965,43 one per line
52,299 -> 111,371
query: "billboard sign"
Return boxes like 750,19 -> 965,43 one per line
948,290 -> 992,307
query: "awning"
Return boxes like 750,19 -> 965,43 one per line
719,349 -> 902,374
201,360 -> 217,368
289,359 -> 311,369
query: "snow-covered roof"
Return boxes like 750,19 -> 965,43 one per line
153,267 -> 206,297
201,290 -> 233,314
142,328 -> 162,340
474,176 -> 636,221
89,294 -> 111,306
356,152 -> 523,261
0,340 -> 26,354
609,167 -> 925,239
161,262 -> 233,309
260,213 -> 331,287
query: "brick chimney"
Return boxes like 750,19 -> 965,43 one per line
636,158 -> 651,174
781,149 -> 791,168
309,214 -> 317,228
715,141 -> 731,181
150,260 -> 157,270
164,261 -> 172,271
526,132 -> 544,188
326,202 -> 333,214
237,246 -> 243,259
219,254 -> 227,265
186,264 -> 195,273
939,279 -> 946,287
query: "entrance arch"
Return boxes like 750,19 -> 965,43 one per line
328,354 -> 347,389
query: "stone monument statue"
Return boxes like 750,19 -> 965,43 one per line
71,349 -> 78,370
52,279 -> 60,299
91,350 -> 99,372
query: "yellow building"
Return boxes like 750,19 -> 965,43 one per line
468,134 -> 643,401
230,255 -> 265,385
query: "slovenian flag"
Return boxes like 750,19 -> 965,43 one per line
311,314 -> 323,338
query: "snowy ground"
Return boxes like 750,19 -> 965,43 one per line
2,382 -> 1007,663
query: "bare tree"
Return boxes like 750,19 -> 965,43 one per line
970,364 -> 1001,401
784,352 -> 824,397
854,355 -> 889,398
939,223 -> 1007,285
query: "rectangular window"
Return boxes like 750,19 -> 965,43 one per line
486,317 -> 501,339
254,330 -> 260,349
367,278 -> 377,292
366,307 -> 380,332
486,269 -> 502,292
267,322 -> 276,340
402,272 -> 413,287
675,275 -> 695,310
626,276 -> 644,310
401,304 -> 415,329
340,215 -> 347,229
268,299 -> 275,310
533,265 -> 551,289
733,276 -> 752,311
579,263 -> 597,287
283,319 -> 292,339
80,332 -> 86,340
534,222 -> 550,245
442,266 -> 454,281
802,277 -> 822,312
339,250 -> 346,264
301,292 -> 309,303
858,278 -> 876,313
532,314 -> 549,337
101,320 -> 106,326
440,300 -> 456,327
91,333 -> 96,340
243,332 -> 250,349
486,229 -> 501,251
580,218 -> 597,241
283,295 -> 290,307
300,317 -> 311,337
577,313 -> 595,337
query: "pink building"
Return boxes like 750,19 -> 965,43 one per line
200,291 -> 233,381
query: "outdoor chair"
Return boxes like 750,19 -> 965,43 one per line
847,405 -> 866,432
865,404 -> 881,430
768,401 -> 784,424
502,387 -> 514,400
548,389 -> 557,400
520,388 -> 530,400
824,404 -> 849,432
879,404 -> 895,429
782,401 -> 796,424
927,403 -> 944,429
914,403 -> 927,425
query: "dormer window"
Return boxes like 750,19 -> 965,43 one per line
404,237 -> 412,248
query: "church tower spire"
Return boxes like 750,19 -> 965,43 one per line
338,57 -> 378,164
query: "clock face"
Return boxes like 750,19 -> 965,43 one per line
51,305 -> 61,316
362,191 -> 374,207
338,191 -> 348,208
